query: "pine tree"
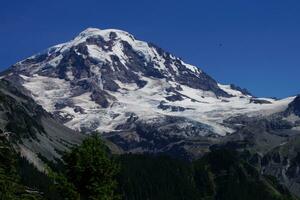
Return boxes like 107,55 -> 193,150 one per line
63,134 -> 120,200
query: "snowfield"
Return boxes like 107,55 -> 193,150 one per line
20,73 -> 295,136
8,27 -> 296,137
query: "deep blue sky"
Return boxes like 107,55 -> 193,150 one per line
1,0 -> 300,98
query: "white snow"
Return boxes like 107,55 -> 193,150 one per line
182,62 -> 202,74
19,71 -> 296,136
25,27 -> 201,78
66,70 -> 74,80
87,44 -> 112,64
47,54 -> 63,67
218,84 -> 244,97
20,74 -> 72,112
14,27 -> 297,137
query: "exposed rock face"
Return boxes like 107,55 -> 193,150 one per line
0,28 -> 296,149
0,79 -> 84,170
1,27 -> 297,163
229,84 -> 252,96
2,28 -> 244,135
5,28 -> 226,96
210,112 -> 300,197
1,26 -> 300,196
250,98 -> 272,104
285,95 -> 300,117
2,28 -> 295,138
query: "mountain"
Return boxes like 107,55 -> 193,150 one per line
206,96 -> 300,196
1,27 -> 296,156
118,150 -> 297,200
0,78 -> 84,171
285,95 -> 300,117
0,135 -> 45,199
1,27 -> 300,197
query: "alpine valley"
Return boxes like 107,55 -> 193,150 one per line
1,27 -> 300,199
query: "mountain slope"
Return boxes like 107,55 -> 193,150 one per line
118,150 -> 297,200
2,28 -> 294,138
1,27 -> 296,158
0,136 -> 45,199
0,79 -> 84,170
1,27 -> 300,198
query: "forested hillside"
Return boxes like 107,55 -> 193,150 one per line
1,134 -> 295,200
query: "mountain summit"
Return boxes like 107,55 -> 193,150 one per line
2,27 -> 296,154
2,28 -> 300,196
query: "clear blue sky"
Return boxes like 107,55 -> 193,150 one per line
1,0 -> 300,98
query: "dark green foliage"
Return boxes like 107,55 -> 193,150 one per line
0,134 -> 120,200
18,156 -> 71,200
0,138 -> 44,200
193,162 -> 216,199
19,155 -> 81,200
63,134 -> 120,200
0,132 -> 297,200
18,157 -> 52,193
47,170 -> 80,200
194,149 -> 295,200
37,153 -> 65,172
117,154 -> 199,200
117,150 -> 297,200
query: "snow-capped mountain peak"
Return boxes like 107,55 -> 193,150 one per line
2,27 -> 295,138
13,27 -> 204,82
